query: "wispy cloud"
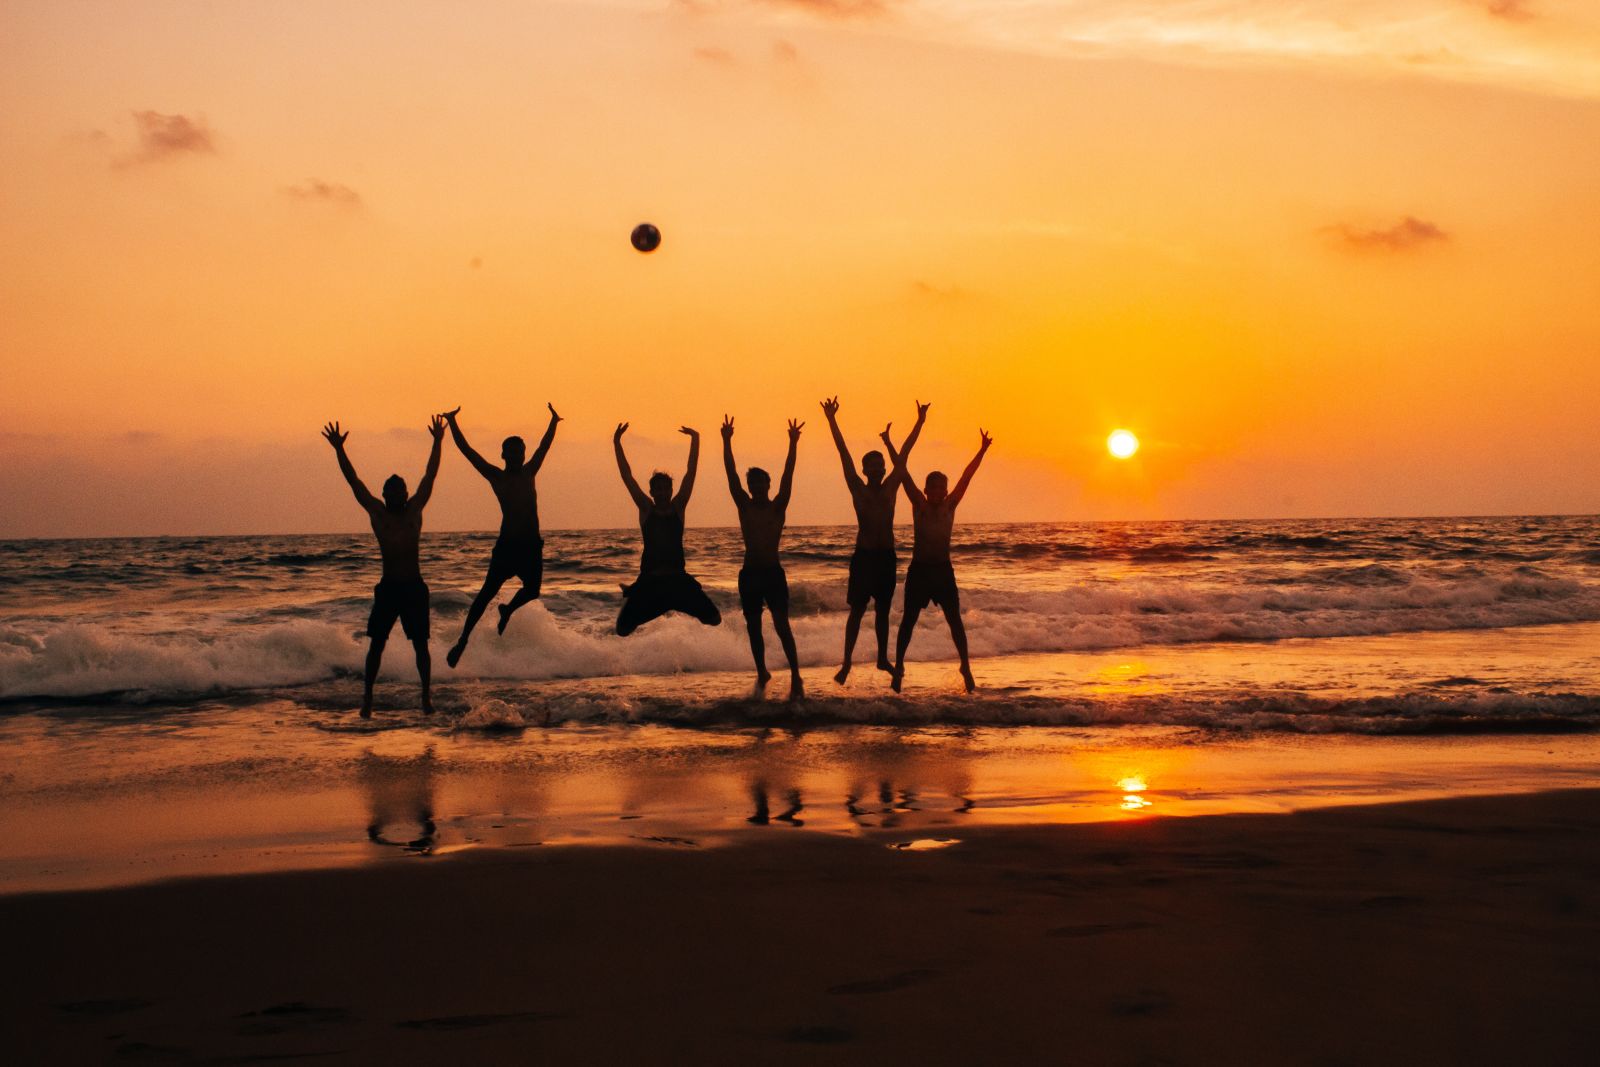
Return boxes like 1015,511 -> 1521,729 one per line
693,45 -> 738,65
1324,216 -> 1450,252
120,110 -> 217,165
754,0 -> 890,18
282,179 -> 362,208
1483,0 -> 1536,22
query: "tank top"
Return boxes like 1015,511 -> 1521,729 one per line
640,508 -> 686,575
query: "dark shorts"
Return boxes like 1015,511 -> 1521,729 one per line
368,578 -> 430,642
903,560 -> 959,612
738,565 -> 790,620
847,548 -> 897,608
617,571 -> 723,636
488,534 -> 544,593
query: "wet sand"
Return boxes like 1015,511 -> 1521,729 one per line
6,789 -> 1598,1064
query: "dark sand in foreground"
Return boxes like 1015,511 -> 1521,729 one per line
7,790 -> 1598,1064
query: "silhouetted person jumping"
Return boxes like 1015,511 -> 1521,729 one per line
322,415 -> 444,718
614,423 -> 722,635
821,397 -> 927,684
441,404 -> 560,668
889,426 -> 993,693
722,414 -> 804,700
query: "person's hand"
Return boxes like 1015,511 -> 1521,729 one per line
428,415 -> 445,441
442,407 -> 461,423
547,403 -> 562,423
916,399 -> 930,420
879,422 -> 893,447
720,415 -> 734,440
614,422 -> 629,441
979,428 -> 993,451
821,396 -> 839,419
322,421 -> 348,449
680,426 -> 699,439
787,418 -> 805,442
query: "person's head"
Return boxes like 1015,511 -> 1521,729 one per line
648,471 -> 674,506
923,471 -> 949,504
745,467 -> 771,500
501,435 -> 526,467
861,450 -> 886,485
382,474 -> 409,512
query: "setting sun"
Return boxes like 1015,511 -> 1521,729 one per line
1108,430 -> 1141,460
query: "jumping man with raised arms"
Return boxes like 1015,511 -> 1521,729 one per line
820,397 -> 927,684
722,414 -> 804,700
440,404 -> 561,668
614,423 -> 723,635
321,415 -> 444,718
887,425 -> 993,693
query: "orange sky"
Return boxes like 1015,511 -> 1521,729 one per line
2,0 -> 1598,537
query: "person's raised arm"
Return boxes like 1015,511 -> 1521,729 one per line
442,407 -> 497,480
322,421 -> 380,514
529,403 -> 561,474
820,396 -> 861,490
720,415 -> 747,505
409,415 -> 446,512
674,426 -> 700,510
776,418 -> 802,510
893,400 -> 930,485
882,422 -> 924,508
613,422 -> 650,509
948,429 -> 993,508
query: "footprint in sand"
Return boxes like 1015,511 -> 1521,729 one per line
827,969 -> 937,995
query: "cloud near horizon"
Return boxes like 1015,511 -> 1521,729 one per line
1324,216 -> 1450,252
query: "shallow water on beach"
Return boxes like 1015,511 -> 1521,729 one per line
4,518 -> 1600,892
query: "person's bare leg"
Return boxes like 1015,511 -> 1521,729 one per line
942,602 -> 975,693
746,614 -> 771,690
412,638 -> 434,714
448,573 -> 507,668
836,604 -> 866,685
362,638 -> 385,719
772,608 -> 803,701
497,583 -> 539,634
891,604 -> 921,694
873,596 -> 893,673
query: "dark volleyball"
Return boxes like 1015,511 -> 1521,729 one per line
631,222 -> 661,253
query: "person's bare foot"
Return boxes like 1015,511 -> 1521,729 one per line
421,695 -> 435,716
890,666 -> 904,693
833,663 -> 850,685
496,604 -> 513,635
960,665 -> 976,693
788,676 -> 805,703
446,642 -> 465,669
360,701 -> 373,720
876,656 -> 893,675
756,667 -> 772,690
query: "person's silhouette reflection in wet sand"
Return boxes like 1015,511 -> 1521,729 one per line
613,423 -> 723,635
748,780 -> 805,826
360,749 -> 438,854
441,404 -> 561,668
821,397 -> 927,684
722,415 -> 804,701
887,426 -> 993,693
322,416 -> 444,718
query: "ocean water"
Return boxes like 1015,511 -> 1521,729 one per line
6,517 -> 1600,892
4,517 -> 1600,730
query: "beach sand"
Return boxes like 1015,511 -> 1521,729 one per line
6,789 -> 1597,1064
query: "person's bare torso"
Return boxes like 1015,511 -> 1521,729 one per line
910,498 -> 956,563
370,507 -> 424,581
738,499 -> 787,568
490,467 -> 539,538
851,480 -> 899,552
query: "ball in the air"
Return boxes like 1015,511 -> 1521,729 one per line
631,223 -> 661,253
